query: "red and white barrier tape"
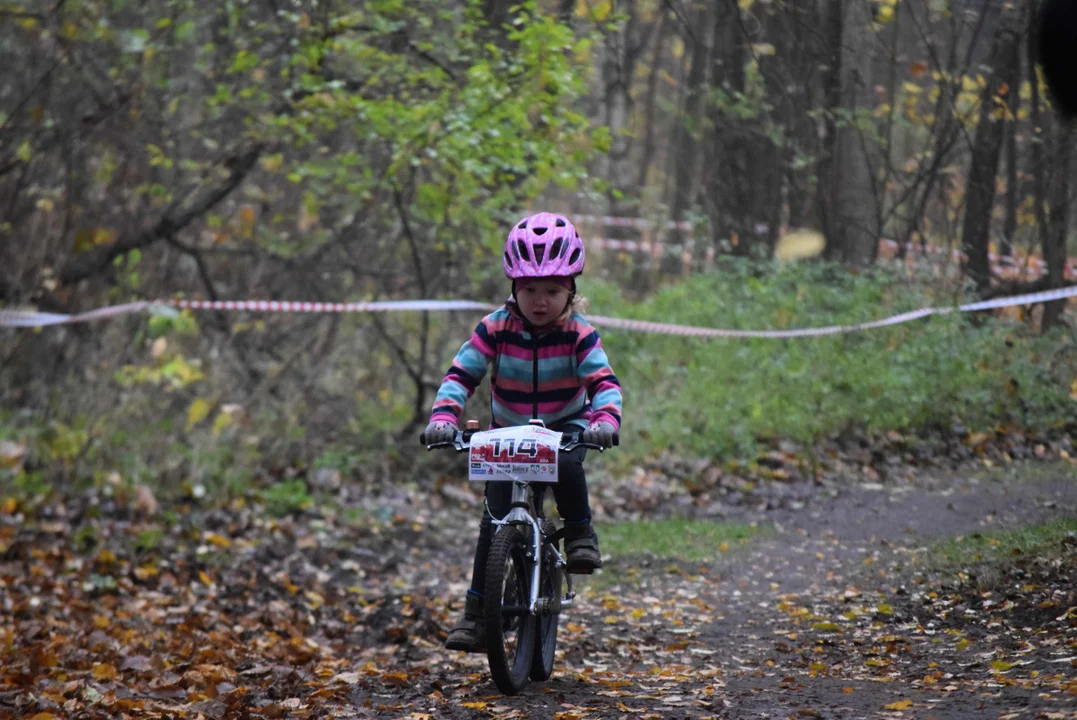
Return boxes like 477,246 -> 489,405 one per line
0,300 -> 498,328
2,286 -> 1076,338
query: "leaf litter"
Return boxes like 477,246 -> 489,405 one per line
1,460 -> 1076,719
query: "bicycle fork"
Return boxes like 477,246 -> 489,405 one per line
491,481 -> 577,616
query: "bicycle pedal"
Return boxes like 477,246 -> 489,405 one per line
566,567 -> 595,575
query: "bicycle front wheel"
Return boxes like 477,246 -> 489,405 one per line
484,526 -> 536,695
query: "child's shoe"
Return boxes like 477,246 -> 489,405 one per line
564,522 -> 602,573
444,592 -> 486,652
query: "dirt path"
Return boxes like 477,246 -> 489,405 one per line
375,465 -> 1077,719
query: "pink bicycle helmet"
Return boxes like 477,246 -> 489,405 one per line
503,212 -> 585,280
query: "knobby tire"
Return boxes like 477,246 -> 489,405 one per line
484,526 -> 536,694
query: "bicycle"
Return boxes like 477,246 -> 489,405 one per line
422,419 -> 618,695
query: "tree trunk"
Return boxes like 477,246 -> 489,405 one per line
668,2 -> 715,250
1043,123 -> 1072,330
1001,50 -> 1021,261
961,6 -> 1021,294
821,0 -> 878,267
1028,5 -> 1069,331
636,12 -> 669,193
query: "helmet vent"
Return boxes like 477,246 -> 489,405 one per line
518,221 -> 527,229
555,218 -> 566,227
533,226 -> 548,236
517,239 -> 530,261
568,248 -> 582,267
550,238 -> 563,259
534,243 -> 546,263
504,251 -> 513,268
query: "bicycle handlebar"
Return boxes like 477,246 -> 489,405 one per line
420,428 -> 619,452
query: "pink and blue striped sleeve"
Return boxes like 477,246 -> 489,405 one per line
576,326 -> 622,430
429,317 -> 497,425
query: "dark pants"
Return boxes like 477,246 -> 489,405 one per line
467,444 -> 591,597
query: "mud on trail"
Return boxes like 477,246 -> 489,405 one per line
2,463 -> 1076,720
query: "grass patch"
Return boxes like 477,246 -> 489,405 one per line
597,518 -> 762,562
923,518 -> 1077,571
585,259 -> 1077,464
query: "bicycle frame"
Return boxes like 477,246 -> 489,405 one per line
488,481 -> 575,616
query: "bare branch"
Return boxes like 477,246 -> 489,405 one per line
58,143 -> 263,286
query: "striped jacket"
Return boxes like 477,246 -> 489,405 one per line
430,305 -> 623,431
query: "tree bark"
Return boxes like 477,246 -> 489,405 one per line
668,2 -> 715,249
1043,123 -> 1072,330
636,11 -> 669,193
1027,5 -> 1069,331
961,7 -> 1021,294
821,0 -> 879,267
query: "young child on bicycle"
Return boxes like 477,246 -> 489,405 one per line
424,212 -> 623,653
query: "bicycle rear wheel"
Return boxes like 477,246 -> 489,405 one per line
484,526 -> 536,694
530,520 -> 562,682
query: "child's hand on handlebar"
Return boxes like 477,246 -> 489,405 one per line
424,420 -> 457,445
582,421 -> 617,448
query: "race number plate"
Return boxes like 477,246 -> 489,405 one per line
468,426 -> 561,483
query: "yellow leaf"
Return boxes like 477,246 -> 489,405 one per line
461,701 -> 488,710
1,497 -> 16,514
671,37 -> 685,60
738,0 -> 754,9
956,638 -> 971,651
30,714 -> 58,720
991,659 -> 1012,672
262,154 -> 284,173
875,603 -> 894,615
135,563 -> 158,580
590,0 -> 612,21
902,81 -> 922,94
92,663 -> 119,681
205,532 -> 232,548
1069,378 -> 1077,400
186,398 -> 212,432
198,570 -> 212,585
884,699 -> 912,710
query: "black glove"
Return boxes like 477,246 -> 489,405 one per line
424,420 -> 457,445
582,421 -> 616,448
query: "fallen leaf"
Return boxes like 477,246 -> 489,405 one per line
884,699 -> 912,710
92,663 -> 118,681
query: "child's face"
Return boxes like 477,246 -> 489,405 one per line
516,279 -> 572,327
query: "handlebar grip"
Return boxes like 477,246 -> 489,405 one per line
612,432 -> 619,447
419,433 -> 426,446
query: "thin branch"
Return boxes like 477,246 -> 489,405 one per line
58,143 -> 263,286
